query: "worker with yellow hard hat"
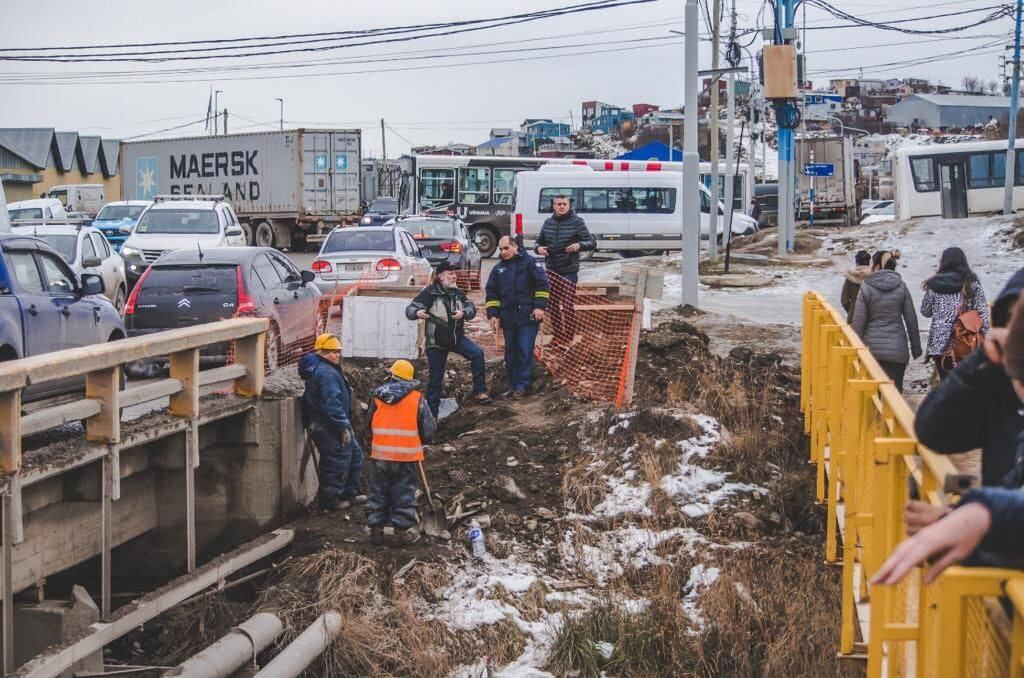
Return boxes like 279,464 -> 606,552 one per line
366,359 -> 436,545
297,333 -> 366,512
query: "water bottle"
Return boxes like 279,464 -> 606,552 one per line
469,520 -> 486,558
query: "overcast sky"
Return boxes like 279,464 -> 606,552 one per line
0,0 -> 1013,155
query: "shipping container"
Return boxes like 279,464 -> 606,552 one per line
795,136 -> 859,226
120,129 -> 361,250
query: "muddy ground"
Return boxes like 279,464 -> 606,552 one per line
107,308 -> 856,677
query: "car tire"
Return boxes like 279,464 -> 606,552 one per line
265,324 -> 281,372
255,221 -> 275,249
114,285 -> 127,315
241,222 -> 256,246
472,226 -> 498,258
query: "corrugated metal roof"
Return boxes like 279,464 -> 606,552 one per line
909,94 -> 1012,108
78,136 -> 101,174
477,137 -> 516,148
53,132 -> 79,171
99,139 -> 120,177
0,128 -> 55,169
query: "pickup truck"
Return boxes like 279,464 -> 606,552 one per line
0,233 -> 126,399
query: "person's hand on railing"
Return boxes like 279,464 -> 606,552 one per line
872,502 -> 992,585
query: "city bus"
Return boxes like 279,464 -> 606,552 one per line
894,139 -> 1024,221
399,154 -> 752,257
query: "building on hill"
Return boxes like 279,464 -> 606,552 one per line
0,128 -> 121,202
885,94 -> 1012,129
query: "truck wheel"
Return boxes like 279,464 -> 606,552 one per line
472,226 -> 498,258
255,221 -> 275,249
241,222 -> 255,246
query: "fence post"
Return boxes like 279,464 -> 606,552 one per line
0,390 -> 21,476
620,268 -> 648,406
234,334 -> 266,398
85,367 -> 121,443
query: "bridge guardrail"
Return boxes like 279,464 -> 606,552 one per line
801,291 -> 1024,677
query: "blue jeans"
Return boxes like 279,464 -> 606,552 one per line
425,335 -> 487,417
367,460 -> 419,529
502,322 -> 540,392
310,425 -> 363,507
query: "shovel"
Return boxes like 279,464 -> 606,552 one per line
416,460 -> 447,537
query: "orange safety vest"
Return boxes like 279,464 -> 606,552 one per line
370,391 -> 425,462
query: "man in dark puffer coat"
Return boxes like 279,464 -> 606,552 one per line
535,194 -> 596,343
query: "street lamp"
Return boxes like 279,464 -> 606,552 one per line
275,98 -> 284,131
214,90 -> 223,135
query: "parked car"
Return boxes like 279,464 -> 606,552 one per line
751,183 -> 779,229
93,200 -> 151,251
11,223 -> 128,312
120,195 -> 247,287
7,198 -> 68,222
359,196 -> 400,226
388,215 -> 482,274
124,247 -> 321,375
861,200 -> 894,217
46,184 -> 105,216
0,233 -> 125,399
860,202 -> 895,225
310,225 -> 433,294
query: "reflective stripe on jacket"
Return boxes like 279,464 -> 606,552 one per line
370,391 -> 425,462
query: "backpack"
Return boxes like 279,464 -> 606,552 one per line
941,286 -> 984,371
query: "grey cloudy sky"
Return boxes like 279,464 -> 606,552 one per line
0,0 -> 1012,154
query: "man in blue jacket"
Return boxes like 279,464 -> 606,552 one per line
485,235 -> 550,399
298,333 -> 366,512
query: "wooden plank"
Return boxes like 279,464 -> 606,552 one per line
233,335 -> 265,398
168,349 -> 199,418
101,451 -> 113,620
85,368 -> 120,443
185,421 -> 198,573
2,491 -> 13,675
0,318 -> 268,387
120,379 -> 183,409
15,530 -> 295,678
0,390 -> 20,475
21,400 -> 102,437
621,268 -> 647,406
0,372 -> 26,395
198,363 -> 247,387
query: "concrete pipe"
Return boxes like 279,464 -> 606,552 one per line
172,612 -> 284,678
253,610 -> 343,678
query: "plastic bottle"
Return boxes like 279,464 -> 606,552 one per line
469,519 -> 486,558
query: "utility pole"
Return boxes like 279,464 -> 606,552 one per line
682,0 -> 701,308
380,119 -> 388,196
275,98 -> 284,130
214,90 -> 223,135
722,0 -> 738,246
708,0 -> 722,260
1004,0 -> 1023,215
776,0 -> 797,257
222,109 -> 228,135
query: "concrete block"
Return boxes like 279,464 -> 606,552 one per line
11,585 -> 102,675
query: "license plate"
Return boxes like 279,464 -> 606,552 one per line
343,263 -> 365,271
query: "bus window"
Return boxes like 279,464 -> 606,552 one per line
632,188 -> 676,213
910,157 -> 936,192
538,188 -> 576,213
611,190 -> 636,211
699,190 -> 712,214
581,189 -> 611,212
458,167 -> 490,205
493,169 -> 516,205
419,169 -> 455,209
969,152 -> 1005,188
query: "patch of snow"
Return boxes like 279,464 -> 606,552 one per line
561,525 -> 702,586
595,641 -> 615,660
681,564 -> 721,628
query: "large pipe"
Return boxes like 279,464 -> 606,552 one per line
173,612 -> 284,678
253,610 -> 342,678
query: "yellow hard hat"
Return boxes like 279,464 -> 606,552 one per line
314,333 -> 341,351
389,359 -> 415,381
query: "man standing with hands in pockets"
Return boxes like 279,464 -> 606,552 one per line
535,194 -> 595,343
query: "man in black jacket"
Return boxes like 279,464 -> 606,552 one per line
535,194 -> 596,343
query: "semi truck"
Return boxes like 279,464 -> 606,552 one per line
120,129 -> 362,250
796,136 -> 859,226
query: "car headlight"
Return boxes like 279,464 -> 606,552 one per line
360,216 -> 372,224
121,246 -> 142,259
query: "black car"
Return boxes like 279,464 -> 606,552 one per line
123,247 -> 320,376
390,215 -> 483,274
359,197 -> 400,227
751,183 -> 779,229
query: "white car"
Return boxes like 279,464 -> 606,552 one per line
861,200 -> 894,217
11,222 -> 128,311
861,202 -> 895,225
7,198 -> 68,222
310,225 -> 433,294
120,195 -> 246,286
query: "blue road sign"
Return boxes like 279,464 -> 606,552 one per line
804,163 -> 835,177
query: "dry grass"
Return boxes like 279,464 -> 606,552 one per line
561,454 -> 609,514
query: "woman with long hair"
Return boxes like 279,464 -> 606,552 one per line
852,250 -> 922,393
921,247 -> 990,379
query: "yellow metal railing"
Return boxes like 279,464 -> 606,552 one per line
801,291 -> 1024,677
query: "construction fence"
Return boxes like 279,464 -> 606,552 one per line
231,267 -> 648,406
801,290 -> 1024,677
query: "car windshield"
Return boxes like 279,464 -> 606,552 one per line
8,208 -> 43,220
136,209 -> 220,234
402,220 -> 455,239
368,198 -> 398,213
322,230 -> 395,253
139,265 -> 238,297
35,234 -> 78,263
97,204 -> 146,221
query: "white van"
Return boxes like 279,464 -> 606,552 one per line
515,168 -> 757,256
47,184 -> 106,216
7,198 -> 68,222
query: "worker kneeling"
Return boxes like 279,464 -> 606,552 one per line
367,360 -> 436,544
298,333 -> 366,512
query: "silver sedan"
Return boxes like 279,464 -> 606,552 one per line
310,225 -> 434,295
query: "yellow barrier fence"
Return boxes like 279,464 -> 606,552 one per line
801,291 -> 1024,677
